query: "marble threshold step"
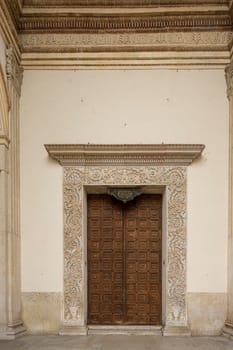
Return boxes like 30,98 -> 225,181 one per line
88,325 -> 162,335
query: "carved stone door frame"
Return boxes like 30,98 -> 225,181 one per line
45,144 -> 205,336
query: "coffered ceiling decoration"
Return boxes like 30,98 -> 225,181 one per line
1,0 -> 233,68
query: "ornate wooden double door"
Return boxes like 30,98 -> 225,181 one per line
87,193 -> 162,326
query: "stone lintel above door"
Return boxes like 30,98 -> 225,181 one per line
45,143 -> 205,167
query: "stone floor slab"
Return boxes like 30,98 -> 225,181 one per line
0,335 -> 232,350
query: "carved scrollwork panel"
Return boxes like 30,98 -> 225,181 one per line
63,165 -> 187,327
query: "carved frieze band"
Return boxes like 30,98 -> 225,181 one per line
63,166 -> 188,326
21,32 -> 232,52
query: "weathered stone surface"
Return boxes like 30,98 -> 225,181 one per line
22,293 -> 62,334
187,293 -> 227,336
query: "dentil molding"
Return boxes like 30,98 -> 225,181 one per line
19,15 -> 231,32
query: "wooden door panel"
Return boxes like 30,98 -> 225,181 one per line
124,195 -> 162,325
88,193 -> 162,326
88,195 -> 124,325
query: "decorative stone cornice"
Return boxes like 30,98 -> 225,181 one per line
45,144 -> 205,166
10,0 -> 231,35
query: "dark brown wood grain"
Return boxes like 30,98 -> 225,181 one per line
87,194 -> 162,325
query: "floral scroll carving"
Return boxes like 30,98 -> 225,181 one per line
63,165 -> 187,327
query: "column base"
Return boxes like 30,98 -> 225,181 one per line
0,323 -> 26,340
222,323 -> 233,339
163,325 -> 191,337
59,325 -> 87,336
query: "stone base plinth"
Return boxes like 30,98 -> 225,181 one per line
0,323 -> 26,340
163,325 -> 191,337
223,323 -> 233,339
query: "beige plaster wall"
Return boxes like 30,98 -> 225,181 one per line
20,70 -> 228,297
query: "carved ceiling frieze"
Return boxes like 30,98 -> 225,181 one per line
1,0 -> 233,68
21,32 -> 232,51
20,30 -> 232,68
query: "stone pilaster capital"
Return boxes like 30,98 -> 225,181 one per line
225,60 -> 233,100
6,45 -> 23,95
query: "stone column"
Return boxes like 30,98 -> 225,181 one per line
0,61 -> 11,339
1,46 -> 26,339
223,61 -> 233,339
0,142 -> 9,339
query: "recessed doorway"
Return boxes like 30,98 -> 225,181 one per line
87,193 -> 162,326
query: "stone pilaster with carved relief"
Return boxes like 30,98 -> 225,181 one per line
0,132 -> 9,340
4,45 -> 26,338
0,58 -> 10,339
223,61 -> 233,339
